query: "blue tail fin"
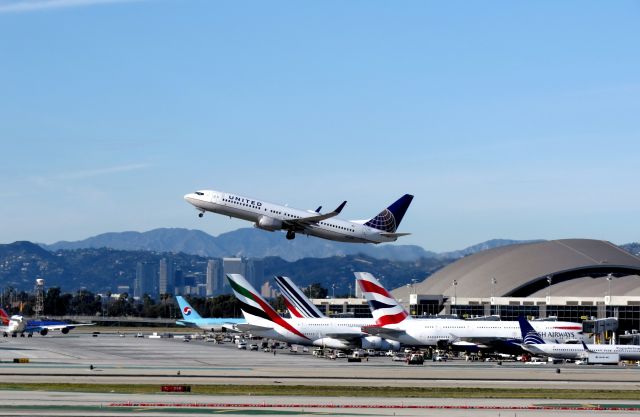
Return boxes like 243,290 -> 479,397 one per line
518,316 -> 545,344
364,194 -> 414,232
176,296 -> 203,320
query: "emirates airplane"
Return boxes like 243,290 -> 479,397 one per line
184,189 -> 413,243
356,272 -> 587,352
227,274 -> 399,351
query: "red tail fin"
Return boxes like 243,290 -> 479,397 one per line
0,308 -> 9,326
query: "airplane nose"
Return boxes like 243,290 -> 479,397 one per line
184,193 -> 195,203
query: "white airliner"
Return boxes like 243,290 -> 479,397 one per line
356,272 -> 587,352
184,189 -> 413,243
0,309 -> 26,336
227,274 -> 399,351
518,317 -> 640,361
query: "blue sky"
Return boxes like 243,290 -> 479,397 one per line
1,0 -> 638,252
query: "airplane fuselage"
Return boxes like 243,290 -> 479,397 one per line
524,343 -> 640,361
184,190 -> 400,244
380,320 -> 586,348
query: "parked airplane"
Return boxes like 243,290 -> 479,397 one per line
175,296 -> 245,332
0,309 -> 25,336
1,308 -> 92,336
227,274 -> 399,351
273,275 -> 400,349
356,272 -> 587,352
518,316 -> 640,361
184,189 -> 413,243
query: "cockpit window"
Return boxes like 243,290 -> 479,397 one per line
195,191 -> 204,196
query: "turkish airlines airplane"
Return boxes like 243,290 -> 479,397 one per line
184,189 -> 413,243
356,272 -> 587,351
518,317 -> 640,361
227,274 -> 399,351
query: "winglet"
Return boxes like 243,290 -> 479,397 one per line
315,206 -> 322,213
334,200 -> 347,214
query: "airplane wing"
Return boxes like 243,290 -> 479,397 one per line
235,323 -> 273,333
27,322 -> 94,332
325,332 -> 365,343
362,325 -> 406,339
283,201 -> 347,229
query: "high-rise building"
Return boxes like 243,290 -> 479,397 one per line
159,258 -> 175,296
174,270 -> 184,295
221,258 -> 264,294
134,262 -> 156,299
206,259 -> 223,296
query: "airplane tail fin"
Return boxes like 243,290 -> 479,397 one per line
355,272 -> 409,326
364,194 -> 414,233
275,276 -> 326,319
226,274 -> 308,339
176,296 -> 203,320
517,316 -> 545,344
0,308 -> 9,326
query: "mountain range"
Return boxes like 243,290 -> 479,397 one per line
42,227 -> 532,262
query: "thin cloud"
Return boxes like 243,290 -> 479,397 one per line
0,0 -> 143,13
55,163 -> 151,180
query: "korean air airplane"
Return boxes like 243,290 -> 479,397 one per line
356,272 -> 587,352
175,296 -> 245,332
184,189 -> 413,243
227,274 -> 399,351
518,317 -> 640,361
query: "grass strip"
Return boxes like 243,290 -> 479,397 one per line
0,383 -> 639,400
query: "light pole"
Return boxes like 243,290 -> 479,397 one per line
331,284 -> 335,299
546,275 -> 552,300
606,273 -> 613,305
490,277 -> 497,301
452,280 -> 458,314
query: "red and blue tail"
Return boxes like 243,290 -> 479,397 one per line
356,272 -> 409,326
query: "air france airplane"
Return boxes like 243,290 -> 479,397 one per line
184,189 -> 413,243
175,296 -> 245,332
518,317 -> 640,361
227,274 -> 399,351
356,272 -> 587,352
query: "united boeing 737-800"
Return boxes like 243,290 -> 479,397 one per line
184,189 -> 413,243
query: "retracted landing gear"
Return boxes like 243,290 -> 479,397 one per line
286,230 -> 296,240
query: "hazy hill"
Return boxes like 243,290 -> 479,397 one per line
43,228 -> 543,262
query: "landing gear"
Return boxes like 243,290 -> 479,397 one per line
286,230 -> 296,240
198,212 -> 204,218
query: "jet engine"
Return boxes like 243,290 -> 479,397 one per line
61,327 -> 70,334
255,216 -> 283,231
40,328 -> 48,336
361,336 -> 401,351
312,337 -> 350,350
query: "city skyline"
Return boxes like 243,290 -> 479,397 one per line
1,1 -> 638,252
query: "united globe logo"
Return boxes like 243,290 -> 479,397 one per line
183,306 -> 192,316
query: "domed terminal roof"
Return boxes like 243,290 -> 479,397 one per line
391,239 -> 640,300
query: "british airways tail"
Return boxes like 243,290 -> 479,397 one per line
176,296 -> 203,321
517,316 -> 546,344
274,276 -> 326,319
355,272 -> 410,326
364,194 -> 413,234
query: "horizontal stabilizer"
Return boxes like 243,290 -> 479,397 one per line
379,232 -> 411,238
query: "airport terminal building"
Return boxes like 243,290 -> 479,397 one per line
310,239 -> 640,342
388,239 -> 640,339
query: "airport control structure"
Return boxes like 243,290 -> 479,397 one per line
308,239 -> 640,344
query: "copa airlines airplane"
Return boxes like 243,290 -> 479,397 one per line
518,317 -> 640,361
356,272 -> 587,351
227,274 -> 399,351
175,296 -> 245,332
184,189 -> 413,243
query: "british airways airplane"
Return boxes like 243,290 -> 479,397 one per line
184,189 -> 413,243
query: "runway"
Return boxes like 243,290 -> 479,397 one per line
1,331 -> 640,416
